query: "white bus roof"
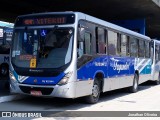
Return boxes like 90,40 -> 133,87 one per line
17,11 -> 151,41
153,39 -> 160,45
76,12 -> 151,41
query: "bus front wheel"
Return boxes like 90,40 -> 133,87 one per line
85,79 -> 100,104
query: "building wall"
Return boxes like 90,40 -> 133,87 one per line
112,19 -> 146,35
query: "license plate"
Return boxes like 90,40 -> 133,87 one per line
30,90 -> 42,96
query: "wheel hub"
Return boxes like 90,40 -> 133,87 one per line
92,85 -> 99,97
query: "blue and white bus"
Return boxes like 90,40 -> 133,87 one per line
151,39 -> 160,84
0,27 -> 13,78
9,12 -> 160,103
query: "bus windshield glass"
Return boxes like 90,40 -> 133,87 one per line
11,27 -> 74,69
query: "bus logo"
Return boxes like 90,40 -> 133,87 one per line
34,79 -> 38,83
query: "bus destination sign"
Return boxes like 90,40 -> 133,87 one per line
24,17 -> 66,25
15,14 -> 75,26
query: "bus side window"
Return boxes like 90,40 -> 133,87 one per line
77,26 -> 84,58
117,33 -> 121,56
130,37 -> 138,57
77,41 -> 84,58
84,32 -> 91,54
96,27 -> 105,54
145,41 -> 150,58
158,46 -> 160,60
121,35 -> 127,56
105,30 -> 108,54
149,42 -> 155,58
108,30 -> 117,55
138,40 -> 145,58
155,45 -> 159,63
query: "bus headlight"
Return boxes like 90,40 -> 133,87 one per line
58,72 -> 73,85
9,71 -> 17,82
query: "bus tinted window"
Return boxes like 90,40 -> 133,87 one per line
155,45 -> 159,63
108,30 -> 117,55
0,28 -> 13,54
139,40 -> 145,57
84,32 -> 91,54
158,45 -> 160,61
145,41 -> 150,58
130,37 -> 138,57
158,46 -> 160,60
97,28 -> 105,54
117,33 -> 121,55
121,35 -> 128,56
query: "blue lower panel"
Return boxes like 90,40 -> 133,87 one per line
22,72 -> 65,85
77,55 -> 151,80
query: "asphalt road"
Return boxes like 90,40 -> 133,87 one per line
0,81 -> 160,120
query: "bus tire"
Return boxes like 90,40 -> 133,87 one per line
155,72 -> 160,85
85,79 -> 100,104
129,74 -> 138,93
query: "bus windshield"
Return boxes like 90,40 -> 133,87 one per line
11,27 -> 74,69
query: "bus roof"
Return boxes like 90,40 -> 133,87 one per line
16,11 -> 75,18
153,39 -> 160,45
16,11 -> 151,41
78,12 -> 151,41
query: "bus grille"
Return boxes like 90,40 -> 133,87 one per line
19,86 -> 53,95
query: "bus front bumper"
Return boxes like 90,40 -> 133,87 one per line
10,80 -> 76,98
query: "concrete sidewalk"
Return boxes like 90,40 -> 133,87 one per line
0,79 -> 25,103
0,90 -> 25,103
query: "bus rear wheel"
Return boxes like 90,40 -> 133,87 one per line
129,74 -> 138,93
85,79 -> 100,104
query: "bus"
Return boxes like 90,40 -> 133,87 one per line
151,39 -> 160,84
0,27 -> 13,79
9,12 -> 160,103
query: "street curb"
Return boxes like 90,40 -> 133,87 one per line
0,94 -> 26,103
